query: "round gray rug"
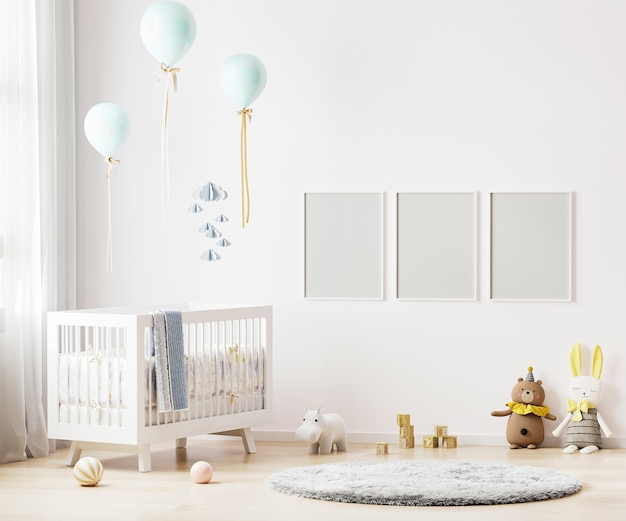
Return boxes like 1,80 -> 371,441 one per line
267,461 -> 582,506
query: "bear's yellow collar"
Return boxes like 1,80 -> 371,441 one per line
506,401 -> 551,417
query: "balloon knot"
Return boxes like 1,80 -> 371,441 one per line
157,64 -> 179,92
160,64 -> 180,74
238,108 -> 253,123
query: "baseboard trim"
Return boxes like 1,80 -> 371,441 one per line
249,430 -> 626,449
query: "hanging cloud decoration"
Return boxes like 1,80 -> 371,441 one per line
199,223 -> 222,238
216,214 -> 229,223
188,203 -> 203,213
200,249 -> 221,261
217,238 -> 231,247
205,228 -> 222,239
196,182 -> 228,202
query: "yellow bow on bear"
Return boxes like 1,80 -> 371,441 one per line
567,398 -> 590,422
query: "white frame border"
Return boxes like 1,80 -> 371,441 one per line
395,192 -> 478,301
489,191 -> 573,302
304,192 -> 385,300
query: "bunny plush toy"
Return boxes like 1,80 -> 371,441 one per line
552,343 -> 613,454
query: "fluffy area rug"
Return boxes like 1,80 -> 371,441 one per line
267,460 -> 582,506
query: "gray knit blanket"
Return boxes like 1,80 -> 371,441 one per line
151,310 -> 188,412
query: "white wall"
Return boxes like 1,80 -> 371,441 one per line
74,0 -> 626,445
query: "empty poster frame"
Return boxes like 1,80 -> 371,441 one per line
304,192 -> 384,300
490,192 -> 572,301
396,192 -> 478,300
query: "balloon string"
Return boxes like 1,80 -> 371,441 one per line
161,84 -> 169,224
158,65 -> 179,225
238,108 -> 252,228
104,157 -> 120,273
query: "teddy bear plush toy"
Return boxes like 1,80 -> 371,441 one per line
551,343 -> 612,454
491,367 -> 557,449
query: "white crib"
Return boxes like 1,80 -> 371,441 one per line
47,304 -> 272,471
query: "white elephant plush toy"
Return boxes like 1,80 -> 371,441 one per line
552,343 -> 613,454
295,407 -> 348,454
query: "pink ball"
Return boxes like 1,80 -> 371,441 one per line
190,461 -> 213,484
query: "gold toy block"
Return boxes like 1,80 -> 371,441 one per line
434,425 -> 448,437
376,442 -> 389,455
423,435 -> 439,448
399,436 -> 415,449
442,436 -> 457,448
397,414 -> 411,427
399,425 -> 414,437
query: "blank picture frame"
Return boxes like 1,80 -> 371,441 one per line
396,192 -> 477,300
490,192 -> 572,301
304,192 -> 384,300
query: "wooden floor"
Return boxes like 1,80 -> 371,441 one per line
0,438 -> 624,521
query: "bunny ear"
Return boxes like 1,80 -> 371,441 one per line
592,345 -> 603,379
570,342 -> 582,377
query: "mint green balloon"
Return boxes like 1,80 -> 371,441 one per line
220,54 -> 267,109
84,103 -> 130,158
140,1 -> 196,67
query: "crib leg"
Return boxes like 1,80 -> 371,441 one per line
176,437 -> 187,449
137,443 -> 152,472
216,428 -> 257,454
67,441 -> 82,466
241,427 -> 256,454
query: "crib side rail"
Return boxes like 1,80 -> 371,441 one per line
47,311 -> 141,444
139,307 -> 273,436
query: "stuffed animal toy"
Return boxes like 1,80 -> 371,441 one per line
491,367 -> 557,449
552,343 -> 612,454
295,407 -> 347,454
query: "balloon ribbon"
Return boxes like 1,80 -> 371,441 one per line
157,64 -> 179,224
238,108 -> 253,228
104,157 -> 120,273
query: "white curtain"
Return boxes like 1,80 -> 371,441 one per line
0,0 -> 75,464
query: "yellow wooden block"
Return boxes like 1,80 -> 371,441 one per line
434,425 -> 448,437
397,414 -> 411,427
423,435 -> 439,448
399,425 -> 414,437
376,442 -> 389,455
442,436 -> 457,448
399,436 -> 415,449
